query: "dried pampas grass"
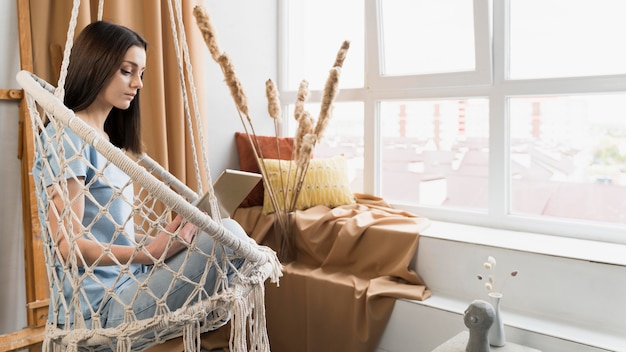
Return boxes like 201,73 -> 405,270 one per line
194,5 -> 349,261
333,40 -> 350,68
218,54 -> 249,118
193,6 -> 221,61
266,79 -> 281,121
315,67 -> 340,141
294,80 -> 310,122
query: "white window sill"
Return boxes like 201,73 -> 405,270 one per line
398,220 -> 626,351
399,295 -> 623,352
420,220 -> 626,266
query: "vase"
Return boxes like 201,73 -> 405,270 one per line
275,211 -> 296,263
488,292 -> 505,347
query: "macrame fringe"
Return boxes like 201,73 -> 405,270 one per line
260,245 -> 283,286
116,336 -> 131,352
226,283 -> 272,352
248,284 -> 270,352
182,320 -> 201,352
229,296 -> 249,352
42,335 -> 54,352
67,339 -> 78,352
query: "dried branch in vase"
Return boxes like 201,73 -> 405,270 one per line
193,5 -> 350,261
476,256 -> 519,296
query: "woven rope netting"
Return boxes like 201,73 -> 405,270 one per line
16,1 -> 281,351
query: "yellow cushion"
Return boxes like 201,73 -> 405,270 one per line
262,156 -> 356,214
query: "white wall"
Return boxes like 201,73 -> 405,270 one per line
0,0 -> 27,335
0,0 -> 277,336
202,0 -> 278,179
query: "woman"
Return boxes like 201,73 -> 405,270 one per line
34,21 -> 246,334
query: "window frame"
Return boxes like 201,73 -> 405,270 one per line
278,0 -> 626,244
368,0 -> 493,90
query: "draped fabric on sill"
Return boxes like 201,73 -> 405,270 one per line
232,194 -> 432,352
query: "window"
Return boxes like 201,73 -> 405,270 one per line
281,0 -> 365,191
379,0 -> 476,76
509,94 -> 626,224
282,0 -> 364,90
280,0 -> 626,243
509,0 -> 626,79
379,98 -> 489,209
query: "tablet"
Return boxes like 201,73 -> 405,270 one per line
194,169 -> 262,218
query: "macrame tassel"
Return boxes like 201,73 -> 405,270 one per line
182,321 -> 201,352
229,296 -> 249,352
66,341 -> 78,352
248,284 -> 270,352
260,246 -> 283,286
42,336 -> 53,352
116,337 -> 131,352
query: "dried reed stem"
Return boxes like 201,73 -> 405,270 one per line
288,134 -> 316,212
293,111 -> 314,163
287,41 -> 350,211
217,54 -> 250,117
314,67 -> 340,141
312,40 -> 350,140
193,6 -> 222,61
294,80 -> 310,122
194,6 -> 350,259
333,40 -> 351,68
296,134 -> 315,174
195,5 -> 279,209
266,79 -> 282,121
266,79 -> 290,209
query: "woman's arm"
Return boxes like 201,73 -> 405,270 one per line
47,177 -> 196,266
134,233 -> 154,245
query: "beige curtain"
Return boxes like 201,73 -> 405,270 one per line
29,0 -> 209,190
9,2 -> 213,348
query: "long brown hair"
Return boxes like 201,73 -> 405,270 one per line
64,21 -> 147,154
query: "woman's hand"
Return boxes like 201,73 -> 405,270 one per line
164,214 -> 197,243
145,214 -> 197,261
48,176 -> 198,265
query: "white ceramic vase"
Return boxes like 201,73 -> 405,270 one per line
488,292 -> 505,347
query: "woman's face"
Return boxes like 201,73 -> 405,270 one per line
99,45 -> 146,110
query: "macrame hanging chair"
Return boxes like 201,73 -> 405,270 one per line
16,0 -> 281,351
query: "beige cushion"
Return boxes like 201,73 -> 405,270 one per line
262,155 -> 356,214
